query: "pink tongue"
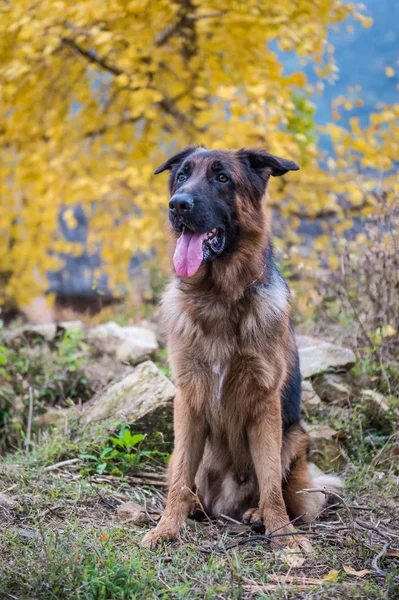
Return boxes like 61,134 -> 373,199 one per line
173,230 -> 207,278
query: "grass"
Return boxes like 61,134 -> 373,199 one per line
1,427 -> 398,600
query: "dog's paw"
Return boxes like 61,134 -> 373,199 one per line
141,519 -> 180,549
242,507 -> 265,533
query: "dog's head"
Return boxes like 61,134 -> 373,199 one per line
154,146 -> 299,278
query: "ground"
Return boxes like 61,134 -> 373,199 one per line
0,304 -> 398,599
1,430 -> 398,600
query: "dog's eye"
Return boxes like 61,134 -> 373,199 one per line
177,174 -> 186,183
217,173 -> 228,183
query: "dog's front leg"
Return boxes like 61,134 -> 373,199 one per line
141,388 -> 206,548
248,391 -> 295,547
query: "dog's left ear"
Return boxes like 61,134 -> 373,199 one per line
154,146 -> 201,175
240,148 -> 300,177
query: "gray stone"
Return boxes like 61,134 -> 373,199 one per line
323,404 -> 351,423
296,335 -> 356,379
301,380 -> 321,416
359,389 -> 396,427
117,501 -> 149,525
81,360 -> 175,425
304,423 -> 346,471
312,374 -> 352,404
84,355 -> 133,391
141,308 -> 166,347
58,320 -> 83,333
4,323 -> 57,343
87,321 -> 158,363
0,492 -> 16,509
37,406 -> 80,428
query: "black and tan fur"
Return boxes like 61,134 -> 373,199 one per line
142,147 -> 341,549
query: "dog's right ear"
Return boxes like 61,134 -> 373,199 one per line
154,146 -> 200,175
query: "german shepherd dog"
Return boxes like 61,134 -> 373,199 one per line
142,147 -> 341,550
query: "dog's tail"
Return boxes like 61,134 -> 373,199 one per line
299,466 -> 344,524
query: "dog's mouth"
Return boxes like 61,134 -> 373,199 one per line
173,227 -> 225,278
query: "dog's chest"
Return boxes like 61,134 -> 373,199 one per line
162,279 -> 287,412
211,361 -> 228,404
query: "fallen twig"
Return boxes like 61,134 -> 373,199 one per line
219,513 -> 243,526
25,387 -> 34,454
371,541 -> 390,577
44,458 -> 81,471
198,515 -> 313,554
1,483 -> 18,494
355,519 -> 392,541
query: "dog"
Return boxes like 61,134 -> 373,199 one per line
142,146 -> 342,549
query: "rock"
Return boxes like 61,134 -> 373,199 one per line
81,360 -> 175,426
117,501 -> 149,525
296,335 -> 356,379
87,321 -> 158,363
4,323 -> 57,343
37,406 -> 80,428
57,320 -> 83,333
0,492 -> 16,509
3,321 -> 82,346
301,380 -> 322,416
312,374 -> 352,404
323,404 -> 351,424
305,423 -> 346,471
141,308 -> 166,347
359,389 -> 395,427
84,355 -> 133,391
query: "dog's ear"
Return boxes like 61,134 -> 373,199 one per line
154,146 -> 201,175
240,148 -> 300,177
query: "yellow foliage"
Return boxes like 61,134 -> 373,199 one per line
0,0 -> 396,307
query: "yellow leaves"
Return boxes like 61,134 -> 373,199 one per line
116,74 -> 130,87
349,117 -> 360,135
95,31 -> 113,46
0,0 -> 391,309
62,209 -> 78,229
346,184 -> 364,206
328,255 -> 340,271
385,66 -> 395,78
285,72 -> 306,88
324,123 -> 345,142
323,569 -> 339,582
361,17 -> 373,28
216,86 -> 236,101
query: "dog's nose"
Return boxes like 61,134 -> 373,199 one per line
169,194 -> 194,216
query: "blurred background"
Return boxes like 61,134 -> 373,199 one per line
0,0 -> 397,327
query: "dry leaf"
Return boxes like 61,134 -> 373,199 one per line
100,532 -> 107,542
282,548 -> 306,568
323,569 -> 339,581
343,565 -> 370,578
386,549 -> 399,558
332,430 -> 348,440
